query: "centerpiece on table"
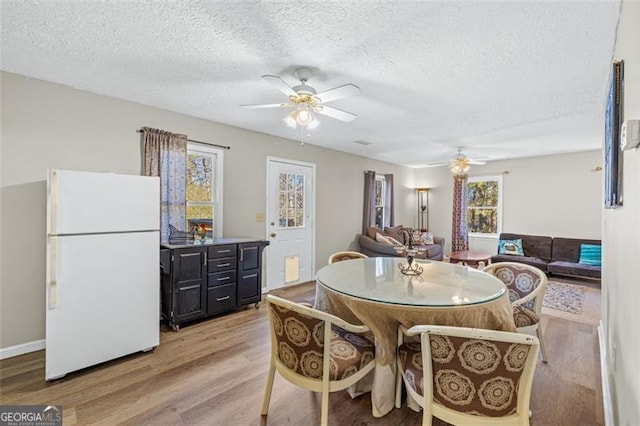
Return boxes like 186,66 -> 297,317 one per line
393,228 -> 425,275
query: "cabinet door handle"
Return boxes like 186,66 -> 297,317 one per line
217,276 -> 231,282
240,248 -> 244,261
243,273 -> 258,279
217,249 -> 231,254
216,296 -> 230,302
182,284 -> 200,291
217,263 -> 230,267
203,252 -> 207,266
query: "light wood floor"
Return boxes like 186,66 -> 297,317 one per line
0,281 -> 604,425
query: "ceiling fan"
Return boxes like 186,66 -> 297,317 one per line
427,148 -> 488,174
241,67 -> 360,129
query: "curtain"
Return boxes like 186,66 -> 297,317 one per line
384,173 -> 394,228
142,127 -> 188,241
362,170 -> 376,233
451,173 -> 469,251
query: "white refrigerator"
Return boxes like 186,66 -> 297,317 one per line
46,169 -> 160,380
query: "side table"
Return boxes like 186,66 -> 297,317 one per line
449,250 -> 492,268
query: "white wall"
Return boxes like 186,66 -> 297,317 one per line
415,150 -> 602,254
603,1 -> 640,424
0,72 -> 414,350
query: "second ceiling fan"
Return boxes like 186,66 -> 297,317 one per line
427,148 -> 488,174
241,67 -> 360,129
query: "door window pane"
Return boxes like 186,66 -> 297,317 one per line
278,172 -> 305,229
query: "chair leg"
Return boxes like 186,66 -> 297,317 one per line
260,358 -> 276,415
320,388 -> 329,426
395,363 -> 403,408
537,327 -> 548,363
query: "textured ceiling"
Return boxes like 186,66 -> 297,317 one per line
1,1 -> 621,167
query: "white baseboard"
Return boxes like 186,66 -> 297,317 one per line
598,321 -> 615,426
0,339 -> 45,360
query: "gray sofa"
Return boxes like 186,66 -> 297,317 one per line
357,226 -> 445,261
491,233 -> 601,279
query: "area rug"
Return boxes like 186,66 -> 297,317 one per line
543,281 -> 587,315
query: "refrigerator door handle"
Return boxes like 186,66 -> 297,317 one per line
49,169 -> 58,236
49,238 -> 57,310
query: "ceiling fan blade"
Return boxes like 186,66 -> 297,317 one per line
424,161 -> 452,167
314,83 -> 360,103
262,75 -> 298,98
240,103 -> 290,109
315,105 -> 357,122
468,160 -> 487,165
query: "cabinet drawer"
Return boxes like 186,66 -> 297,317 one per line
209,244 -> 237,258
207,284 -> 237,315
208,270 -> 237,287
208,256 -> 237,272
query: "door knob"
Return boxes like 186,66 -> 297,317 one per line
270,233 -> 277,238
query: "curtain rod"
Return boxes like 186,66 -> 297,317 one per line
136,129 -> 231,150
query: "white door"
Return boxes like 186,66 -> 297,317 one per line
266,158 -> 315,290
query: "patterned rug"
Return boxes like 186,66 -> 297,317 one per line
543,282 -> 587,315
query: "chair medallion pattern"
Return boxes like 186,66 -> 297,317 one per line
269,305 -> 374,381
483,262 -> 549,362
399,335 -> 532,416
263,295 -> 377,426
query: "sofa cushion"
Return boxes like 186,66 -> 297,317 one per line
547,261 -> 601,279
384,225 -> 405,244
499,233 -> 552,261
419,244 -> 443,259
491,254 -> 549,272
551,237 -> 601,263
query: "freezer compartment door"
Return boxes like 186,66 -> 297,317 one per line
48,169 -> 159,235
46,231 -> 159,380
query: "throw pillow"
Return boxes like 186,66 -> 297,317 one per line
421,232 -> 435,245
386,235 -> 404,246
579,244 -> 602,266
411,230 -> 422,245
366,226 -> 381,240
375,232 -> 394,245
384,225 -> 405,244
498,239 -> 525,256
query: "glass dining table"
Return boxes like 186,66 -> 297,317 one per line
314,257 -> 517,417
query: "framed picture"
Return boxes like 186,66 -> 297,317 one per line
604,60 -> 624,208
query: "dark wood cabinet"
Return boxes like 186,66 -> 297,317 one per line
160,238 -> 268,331
237,242 -> 263,306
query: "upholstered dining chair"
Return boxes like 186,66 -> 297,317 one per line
261,294 -> 376,426
482,262 -> 549,362
396,324 -> 540,426
328,250 -> 368,264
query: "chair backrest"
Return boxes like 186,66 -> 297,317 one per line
482,262 -> 548,314
328,251 -> 368,264
265,294 -> 373,382
409,325 -> 539,421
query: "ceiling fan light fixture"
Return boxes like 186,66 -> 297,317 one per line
295,105 -> 314,126
284,111 -> 298,128
450,158 -> 470,174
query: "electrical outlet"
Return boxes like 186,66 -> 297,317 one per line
256,212 -> 265,222
611,341 -> 617,372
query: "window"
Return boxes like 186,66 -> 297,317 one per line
278,172 -> 305,228
374,175 -> 386,229
466,175 -> 502,236
186,144 -> 224,238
